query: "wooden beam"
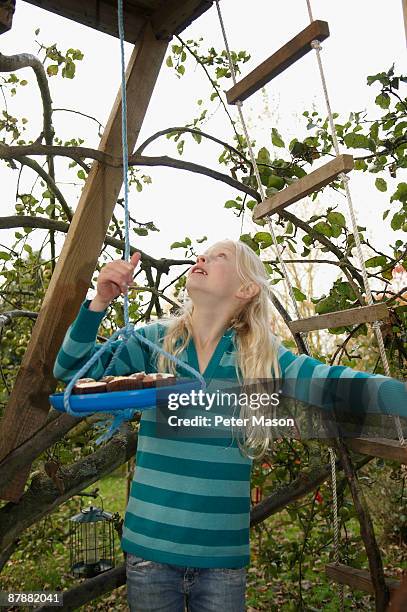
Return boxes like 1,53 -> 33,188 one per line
345,438 -> 407,463
0,23 -> 168,502
288,303 -> 388,334
0,0 -> 15,34
151,0 -> 213,40
226,20 -> 330,105
23,1 -> 213,43
253,154 -> 354,221
403,0 -> 407,45
23,0 -> 147,43
325,563 -> 400,595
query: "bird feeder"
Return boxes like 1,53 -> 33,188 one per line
69,504 -> 116,578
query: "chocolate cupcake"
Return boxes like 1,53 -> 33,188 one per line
155,373 -> 177,387
72,381 -> 107,394
106,376 -> 144,392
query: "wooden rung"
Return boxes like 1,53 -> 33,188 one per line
226,20 -> 330,105
253,155 -> 354,221
288,303 -> 388,334
345,438 -> 407,463
325,563 -> 400,595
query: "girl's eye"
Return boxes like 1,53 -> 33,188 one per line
218,252 -> 226,257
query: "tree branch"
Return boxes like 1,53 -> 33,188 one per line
0,424 -> 138,553
0,216 -> 193,273
0,144 -> 261,202
0,52 -> 53,144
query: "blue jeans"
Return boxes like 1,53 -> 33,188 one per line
126,553 -> 247,611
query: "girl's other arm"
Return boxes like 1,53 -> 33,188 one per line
278,343 -> 407,419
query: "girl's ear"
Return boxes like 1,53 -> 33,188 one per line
237,282 -> 260,300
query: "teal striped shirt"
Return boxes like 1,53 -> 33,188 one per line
53,299 -> 406,568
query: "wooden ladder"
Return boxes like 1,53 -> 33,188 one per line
226,17 -> 407,604
325,563 -> 400,596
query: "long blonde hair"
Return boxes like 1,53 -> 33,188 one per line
153,239 -> 282,459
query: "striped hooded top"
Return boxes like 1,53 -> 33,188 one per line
53,299 -> 406,568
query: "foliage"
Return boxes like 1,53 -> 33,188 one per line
0,26 -> 406,612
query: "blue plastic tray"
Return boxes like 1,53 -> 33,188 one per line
49,379 -> 202,414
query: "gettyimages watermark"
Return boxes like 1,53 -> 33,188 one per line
152,377 -> 407,440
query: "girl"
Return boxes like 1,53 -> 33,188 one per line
53,239 -> 406,612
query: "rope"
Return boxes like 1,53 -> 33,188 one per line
304,1 -> 405,607
306,25 -> 405,448
118,0 -> 131,332
214,0 -> 312,356
60,0 -> 206,443
329,446 -> 344,608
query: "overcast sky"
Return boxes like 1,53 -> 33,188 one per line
0,0 -> 405,310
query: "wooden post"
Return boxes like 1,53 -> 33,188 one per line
403,0 -> 407,45
0,23 -> 168,502
0,0 -> 15,34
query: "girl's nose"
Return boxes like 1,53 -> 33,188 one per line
197,255 -> 207,263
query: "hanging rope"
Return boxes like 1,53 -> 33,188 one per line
214,0 -> 313,357
303,0 -> 405,447
59,0 -> 206,443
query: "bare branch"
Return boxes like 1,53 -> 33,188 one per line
0,144 -> 261,202
0,52 -> 53,144
0,215 -> 193,273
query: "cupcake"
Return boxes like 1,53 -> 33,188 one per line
99,375 -> 115,383
155,373 -> 177,387
106,376 -> 144,392
72,381 -> 107,394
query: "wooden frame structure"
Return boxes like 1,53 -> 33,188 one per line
0,0 -> 15,33
0,0 -> 212,502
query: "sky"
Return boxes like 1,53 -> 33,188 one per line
0,0 -> 406,314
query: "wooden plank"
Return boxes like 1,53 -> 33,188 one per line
325,563 -> 400,595
345,438 -> 407,463
0,0 -> 15,34
24,0 -> 147,43
23,0 -> 213,42
253,154 -> 354,221
226,20 -> 330,105
288,303 -> 388,334
0,23 -> 168,502
151,0 -> 213,40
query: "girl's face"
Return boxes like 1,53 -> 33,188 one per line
186,241 -> 245,304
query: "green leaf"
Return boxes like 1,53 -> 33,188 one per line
239,234 -> 259,253
365,255 -> 387,268
375,177 -> 387,192
62,60 -> 76,79
313,221 -> 332,237
343,132 -> 372,150
0,251 -> 11,261
354,159 -> 367,171
375,93 -> 391,109
166,56 -> 173,68
391,212 -> 405,231
47,64 -> 59,76
327,211 -> 346,227
224,200 -> 241,209
77,169 -> 86,180
293,287 -> 306,302
391,182 -> 407,203
271,127 -> 285,148
253,231 -> 272,248
196,235 -> 207,244
133,227 -> 148,236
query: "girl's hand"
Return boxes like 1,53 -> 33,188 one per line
92,251 -> 141,309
